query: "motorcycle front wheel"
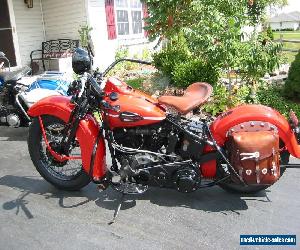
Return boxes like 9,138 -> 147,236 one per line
28,115 -> 91,191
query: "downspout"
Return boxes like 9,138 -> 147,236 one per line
40,0 -> 46,40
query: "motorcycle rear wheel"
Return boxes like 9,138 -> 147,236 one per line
28,115 -> 91,191
217,151 -> 288,194
217,177 -> 270,194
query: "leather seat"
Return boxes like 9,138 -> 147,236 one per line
158,82 -> 213,114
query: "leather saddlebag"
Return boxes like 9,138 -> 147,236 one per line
228,131 -> 280,185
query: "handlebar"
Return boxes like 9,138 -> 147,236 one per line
71,58 -> 153,102
88,74 -> 104,98
89,58 -> 152,96
101,58 -> 152,77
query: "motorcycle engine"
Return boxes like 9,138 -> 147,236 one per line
0,83 -> 21,127
0,86 -> 9,106
175,120 -> 205,160
118,153 -> 160,183
185,120 -> 205,135
0,105 -> 21,127
111,121 -> 202,192
112,124 -> 169,151
174,166 -> 200,193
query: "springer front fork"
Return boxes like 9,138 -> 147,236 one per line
38,98 -> 89,164
60,99 -> 89,154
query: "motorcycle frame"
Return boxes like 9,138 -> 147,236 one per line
27,59 -> 300,183
29,94 -> 300,181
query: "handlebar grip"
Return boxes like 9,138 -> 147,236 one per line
88,76 -> 104,98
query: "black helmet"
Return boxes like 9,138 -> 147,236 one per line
72,48 -> 91,75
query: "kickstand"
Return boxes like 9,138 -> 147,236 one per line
108,192 -> 125,225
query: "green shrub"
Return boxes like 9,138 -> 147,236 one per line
257,85 -> 300,118
203,84 -> 254,116
202,82 -> 300,118
107,47 -> 138,76
152,36 -> 190,76
153,33 -> 220,88
78,24 -> 93,48
203,84 -> 230,116
284,50 -> 300,100
115,46 -> 130,60
239,38 -> 282,84
126,77 -> 146,89
266,26 -> 274,40
141,48 -> 152,61
172,59 -> 219,88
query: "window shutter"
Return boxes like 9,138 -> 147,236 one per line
105,0 -> 117,40
142,3 -> 149,37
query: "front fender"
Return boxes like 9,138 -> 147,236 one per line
211,104 -> 300,158
28,96 -> 106,179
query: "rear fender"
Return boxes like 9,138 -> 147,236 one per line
201,105 -> 300,179
28,96 -> 106,179
210,105 -> 300,158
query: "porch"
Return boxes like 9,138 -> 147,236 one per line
1,0 -> 88,71
0,0 -> 152,73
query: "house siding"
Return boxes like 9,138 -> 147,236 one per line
42,0 -> 87,41
12,0 -> 45,66
87,0 -> 155,70
87,0 -> 116,69
270,21 -> 299,31
11,0 -> 154,69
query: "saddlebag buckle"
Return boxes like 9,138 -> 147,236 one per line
240,151 -> 260,161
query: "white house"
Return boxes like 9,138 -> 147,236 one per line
268,11 -> 300,31
0,0 -> 153,71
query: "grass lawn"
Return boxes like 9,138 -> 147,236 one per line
274,31 -> 300,40
274,31 -> 300,63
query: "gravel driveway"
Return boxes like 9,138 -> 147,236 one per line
0,126 -> 299,250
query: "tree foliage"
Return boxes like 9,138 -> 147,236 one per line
284,50 -> 300,100
143,0 -> 286,85
143,0 -> 286,41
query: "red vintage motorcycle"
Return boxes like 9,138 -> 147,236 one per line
27,48 -> 300,220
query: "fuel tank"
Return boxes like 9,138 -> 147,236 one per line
103,77 -> 166,129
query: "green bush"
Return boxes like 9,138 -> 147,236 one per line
203,84 -> 230,116
202,84 -> 252,116
107,47 -> 139,76
266,26 -> 274,40
153,33 -> 220,88
202,82 -> 300,118
115,46 -> 130,60
152,35 -> 190,76
284,50 -> 300,100
257,85 -> 300,118
172,59 -> 219,88
126,77 -> 146,89
239,37 -> 282,84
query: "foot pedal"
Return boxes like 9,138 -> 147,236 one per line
94,172 -> 112,191
111,182 -> 148,195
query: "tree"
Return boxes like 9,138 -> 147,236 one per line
143,0 -> 286,86
143,0 -> 286,41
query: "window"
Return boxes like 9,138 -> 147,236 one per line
116,10 -> 129,35
115,0 -> 143,37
